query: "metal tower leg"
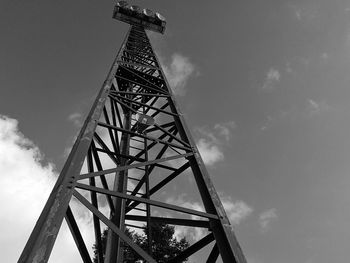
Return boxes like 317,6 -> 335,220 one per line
105,108 -> 131,263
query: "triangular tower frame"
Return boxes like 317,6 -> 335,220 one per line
18,3 -> 247,263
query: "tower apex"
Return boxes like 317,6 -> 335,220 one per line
113,1 -> 166,34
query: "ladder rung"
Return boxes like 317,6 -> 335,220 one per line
129,207 -> 147,212
127,190 -> 143,196
129,145 -> 143,151
125,223 -> 145,230
128,176 -> 141,181
130,137 -> 144,143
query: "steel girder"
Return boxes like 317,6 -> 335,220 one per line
18,25 -> 247,263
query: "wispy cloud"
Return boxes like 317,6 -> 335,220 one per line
214,121 -> 237,141
288,3 -> 320,23
285,62 -> 293,74
308,99 -> 320,114
285,57 -> 312,75
295,8 -> 302,21
166,195 -> 207,242
195,121 -> 236,166
167,193 -> 252,242
307,99 -> 330,116
68,112 -> 83,128
64,112 -> 86,158
262,68 -> 281,91
320,52 -> 329,61
196,138 -> 224,166
162,53 -> 196,96
221,195 -> 253,226
260,99 -> 331,131
258,208 -> 278,233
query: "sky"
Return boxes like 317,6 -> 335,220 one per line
1,0 -> 350,262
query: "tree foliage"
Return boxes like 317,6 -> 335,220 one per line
93,223 -> 189,263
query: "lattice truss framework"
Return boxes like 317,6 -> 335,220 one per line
19,26 -> 247,263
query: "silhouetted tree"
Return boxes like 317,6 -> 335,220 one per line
93,223 -> 189,263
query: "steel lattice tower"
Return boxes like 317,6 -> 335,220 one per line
18,2 -> 247,263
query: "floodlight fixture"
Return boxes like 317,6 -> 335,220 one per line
113,1 -> 166,34
136,114 -> 155,134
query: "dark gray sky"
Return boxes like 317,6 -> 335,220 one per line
1,1 -> 350,262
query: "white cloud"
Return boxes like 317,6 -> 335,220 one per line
308,99 -> 320,112
267,68 -> 281,81
221,196 -> 253,226
163,53 -> 196,96
0,115 -> 56,261
262,68 -> 281,91
196,138 -> 224,166
167,193 -> 251,243
0,115 -> 96,262
195,121 -> 236,166
258,208 -> 278,232
165,195 -> 207,242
